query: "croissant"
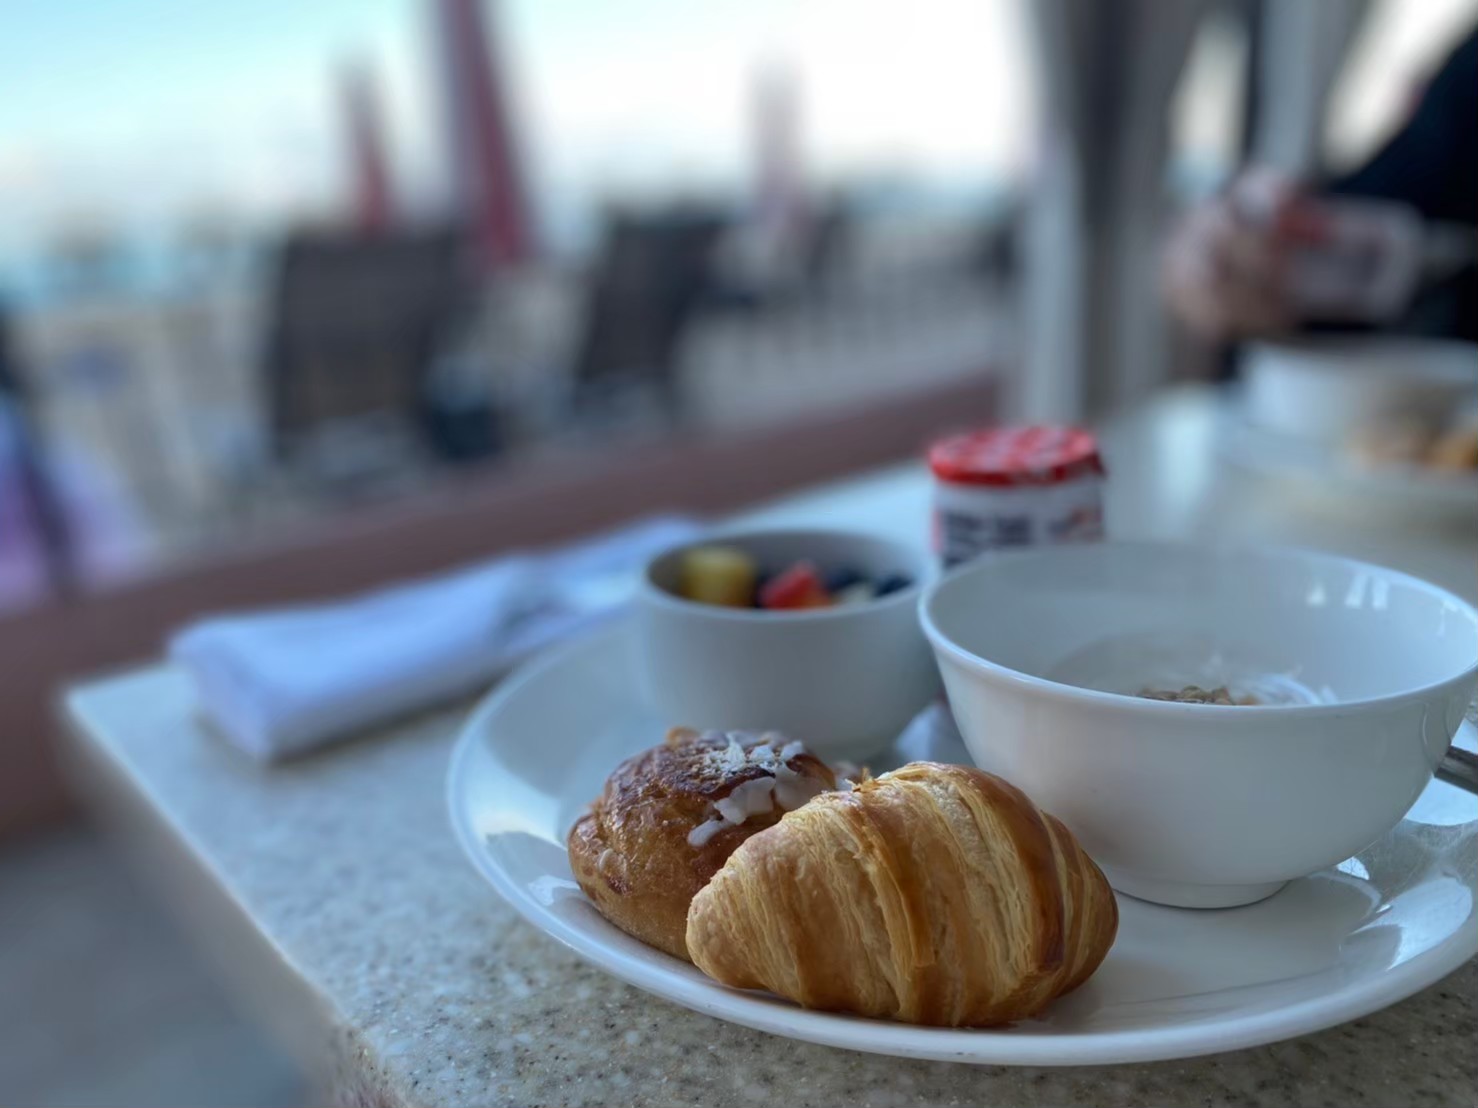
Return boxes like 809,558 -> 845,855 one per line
685,762 -> 1117,1026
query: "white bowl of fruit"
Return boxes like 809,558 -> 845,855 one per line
636,529 -> 939,759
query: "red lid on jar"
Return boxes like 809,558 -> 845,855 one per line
928,425 -> 1105,487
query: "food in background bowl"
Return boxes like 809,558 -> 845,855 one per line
675,543 -> 913,611
1429,421 -> 1478,470
1347,405 -> 1478,474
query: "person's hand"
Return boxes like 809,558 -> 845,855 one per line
1161,169 -> 1302,342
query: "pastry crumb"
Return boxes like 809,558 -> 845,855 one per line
1138,685 -> 1259,706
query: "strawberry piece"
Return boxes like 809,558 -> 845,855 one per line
759,561 -> 832,609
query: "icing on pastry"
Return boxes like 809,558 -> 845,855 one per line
684,733 -> 828,847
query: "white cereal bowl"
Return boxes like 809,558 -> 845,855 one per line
920,542 -> 1478,909
637,528 -> 940,761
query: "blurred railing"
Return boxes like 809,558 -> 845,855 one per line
4,211 -> 1017,611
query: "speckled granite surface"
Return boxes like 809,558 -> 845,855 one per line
66,666 -> 1477,1108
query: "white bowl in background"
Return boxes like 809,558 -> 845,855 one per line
1245,337 -> 1477,443
637,528 -> 940,761
921,542 -> 1477,908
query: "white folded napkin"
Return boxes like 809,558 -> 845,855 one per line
170,516 -> 700,761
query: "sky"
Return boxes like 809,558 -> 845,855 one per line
0,0 -> 1035,266
1,0 -> 1474,276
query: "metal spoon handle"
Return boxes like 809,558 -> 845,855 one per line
1436,746 -> 1478,794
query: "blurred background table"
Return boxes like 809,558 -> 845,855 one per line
751,383 -> 1477,605
62,383 -> 1476,1108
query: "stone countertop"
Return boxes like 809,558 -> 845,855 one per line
63,389 -> 1478,1107
65,664 -> 1478,1108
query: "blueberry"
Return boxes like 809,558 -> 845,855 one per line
823,566 -> 865,593
874,573 -> 912,596
751,571 -> 772,607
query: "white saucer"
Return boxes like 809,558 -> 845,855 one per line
447,622 -> 1478,1065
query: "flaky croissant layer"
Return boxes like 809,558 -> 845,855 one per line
685,762 -> 1118,1026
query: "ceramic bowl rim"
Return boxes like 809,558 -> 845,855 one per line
639,526 -> 935,624
919,540 -> 1478,719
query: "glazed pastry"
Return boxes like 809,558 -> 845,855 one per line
567,728 -> 836,960
1428,423 -> 1478,470
1348,418 -> 1434,467
686,762 -> 1117,1026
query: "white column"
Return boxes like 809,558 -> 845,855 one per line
1253,0 -> 1371,176
1021,0 -> 1211,422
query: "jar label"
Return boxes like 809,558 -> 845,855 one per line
936,502 -> 1103,567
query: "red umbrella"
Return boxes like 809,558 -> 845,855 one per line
434,0 -> 535,269
752,63 -> 807,247
344,61 -> 394,234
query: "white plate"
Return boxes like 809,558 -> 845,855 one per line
1219,409 -> 1478,519
447,621 -> 1478,1066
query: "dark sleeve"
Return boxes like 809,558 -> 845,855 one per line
1328,27 -> 1478,224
